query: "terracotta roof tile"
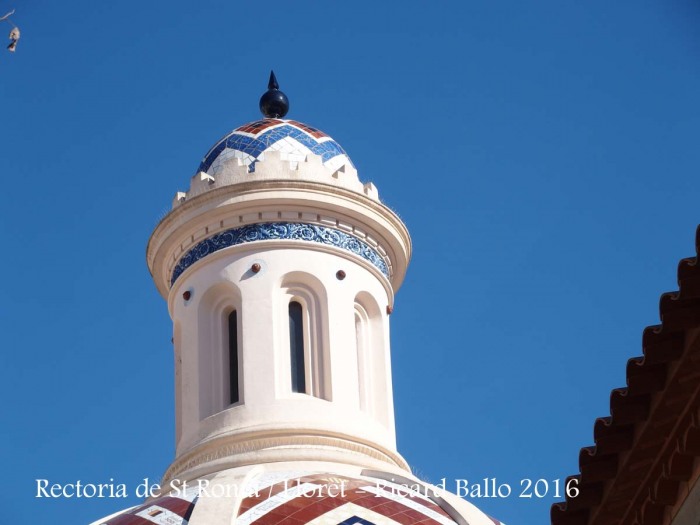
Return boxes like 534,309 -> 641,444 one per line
551,226 -> 700,525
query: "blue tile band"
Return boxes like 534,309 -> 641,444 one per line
171,222 -> 389,286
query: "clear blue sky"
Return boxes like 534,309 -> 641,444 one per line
2,1 -> 699,524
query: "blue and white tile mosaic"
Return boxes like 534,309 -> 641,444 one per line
198,119 -> 353,176
171,222 -> 388,286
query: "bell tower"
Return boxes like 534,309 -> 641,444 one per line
147,73 -> 412,485
95,72 -> 504,525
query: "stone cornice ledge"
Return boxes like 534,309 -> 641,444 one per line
161,431 -> 410,486
148,180 -> 411,278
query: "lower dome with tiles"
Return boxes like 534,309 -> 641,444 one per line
175,117 -> 376,204
198,118 -> 354,176
90,465 -> 505,525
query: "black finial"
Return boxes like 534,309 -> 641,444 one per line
259,70 -> 289,119
268,70 -> 279,90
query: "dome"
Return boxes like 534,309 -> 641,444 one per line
91,468 -> 506,525
197,118 -> 354,176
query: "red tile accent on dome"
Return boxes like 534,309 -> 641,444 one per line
233,119 -> 329,140
98,494 -> 197,525
236,119 -> 285,134
93,472 -> 508,525
236,473 -> 458,525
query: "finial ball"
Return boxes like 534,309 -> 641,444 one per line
259,70 -> 289,118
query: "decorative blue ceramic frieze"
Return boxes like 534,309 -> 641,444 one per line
171,222 -> 389,286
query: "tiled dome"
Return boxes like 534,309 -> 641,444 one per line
91,470 -> 506,525
197,118 -> 354,176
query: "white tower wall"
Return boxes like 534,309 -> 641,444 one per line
148,145 -> 412,484
169,243 -> 400,476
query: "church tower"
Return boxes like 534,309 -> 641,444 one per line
147,71 -> 411,480
93,73 -> 503,525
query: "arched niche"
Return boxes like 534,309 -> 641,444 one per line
197,281 -> 243,419
354,291 -> 389,427
279,271 -> 331,401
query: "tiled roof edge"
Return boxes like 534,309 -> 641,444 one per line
551,226 -> 700,525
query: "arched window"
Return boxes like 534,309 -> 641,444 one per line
355,292 -> 390,427
228,310 -> 239,404
355,306 -> 369,412
280,274 -> 330,400
288,301 -> 306,393
198,283 -> 243,420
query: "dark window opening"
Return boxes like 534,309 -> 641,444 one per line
289,301 -> 306,393
228,310 -> 239,404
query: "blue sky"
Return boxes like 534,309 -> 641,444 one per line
2,1 -> 699,523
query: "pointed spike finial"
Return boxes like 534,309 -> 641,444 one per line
268,70 -> 279,91
260,70 -> 289,119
